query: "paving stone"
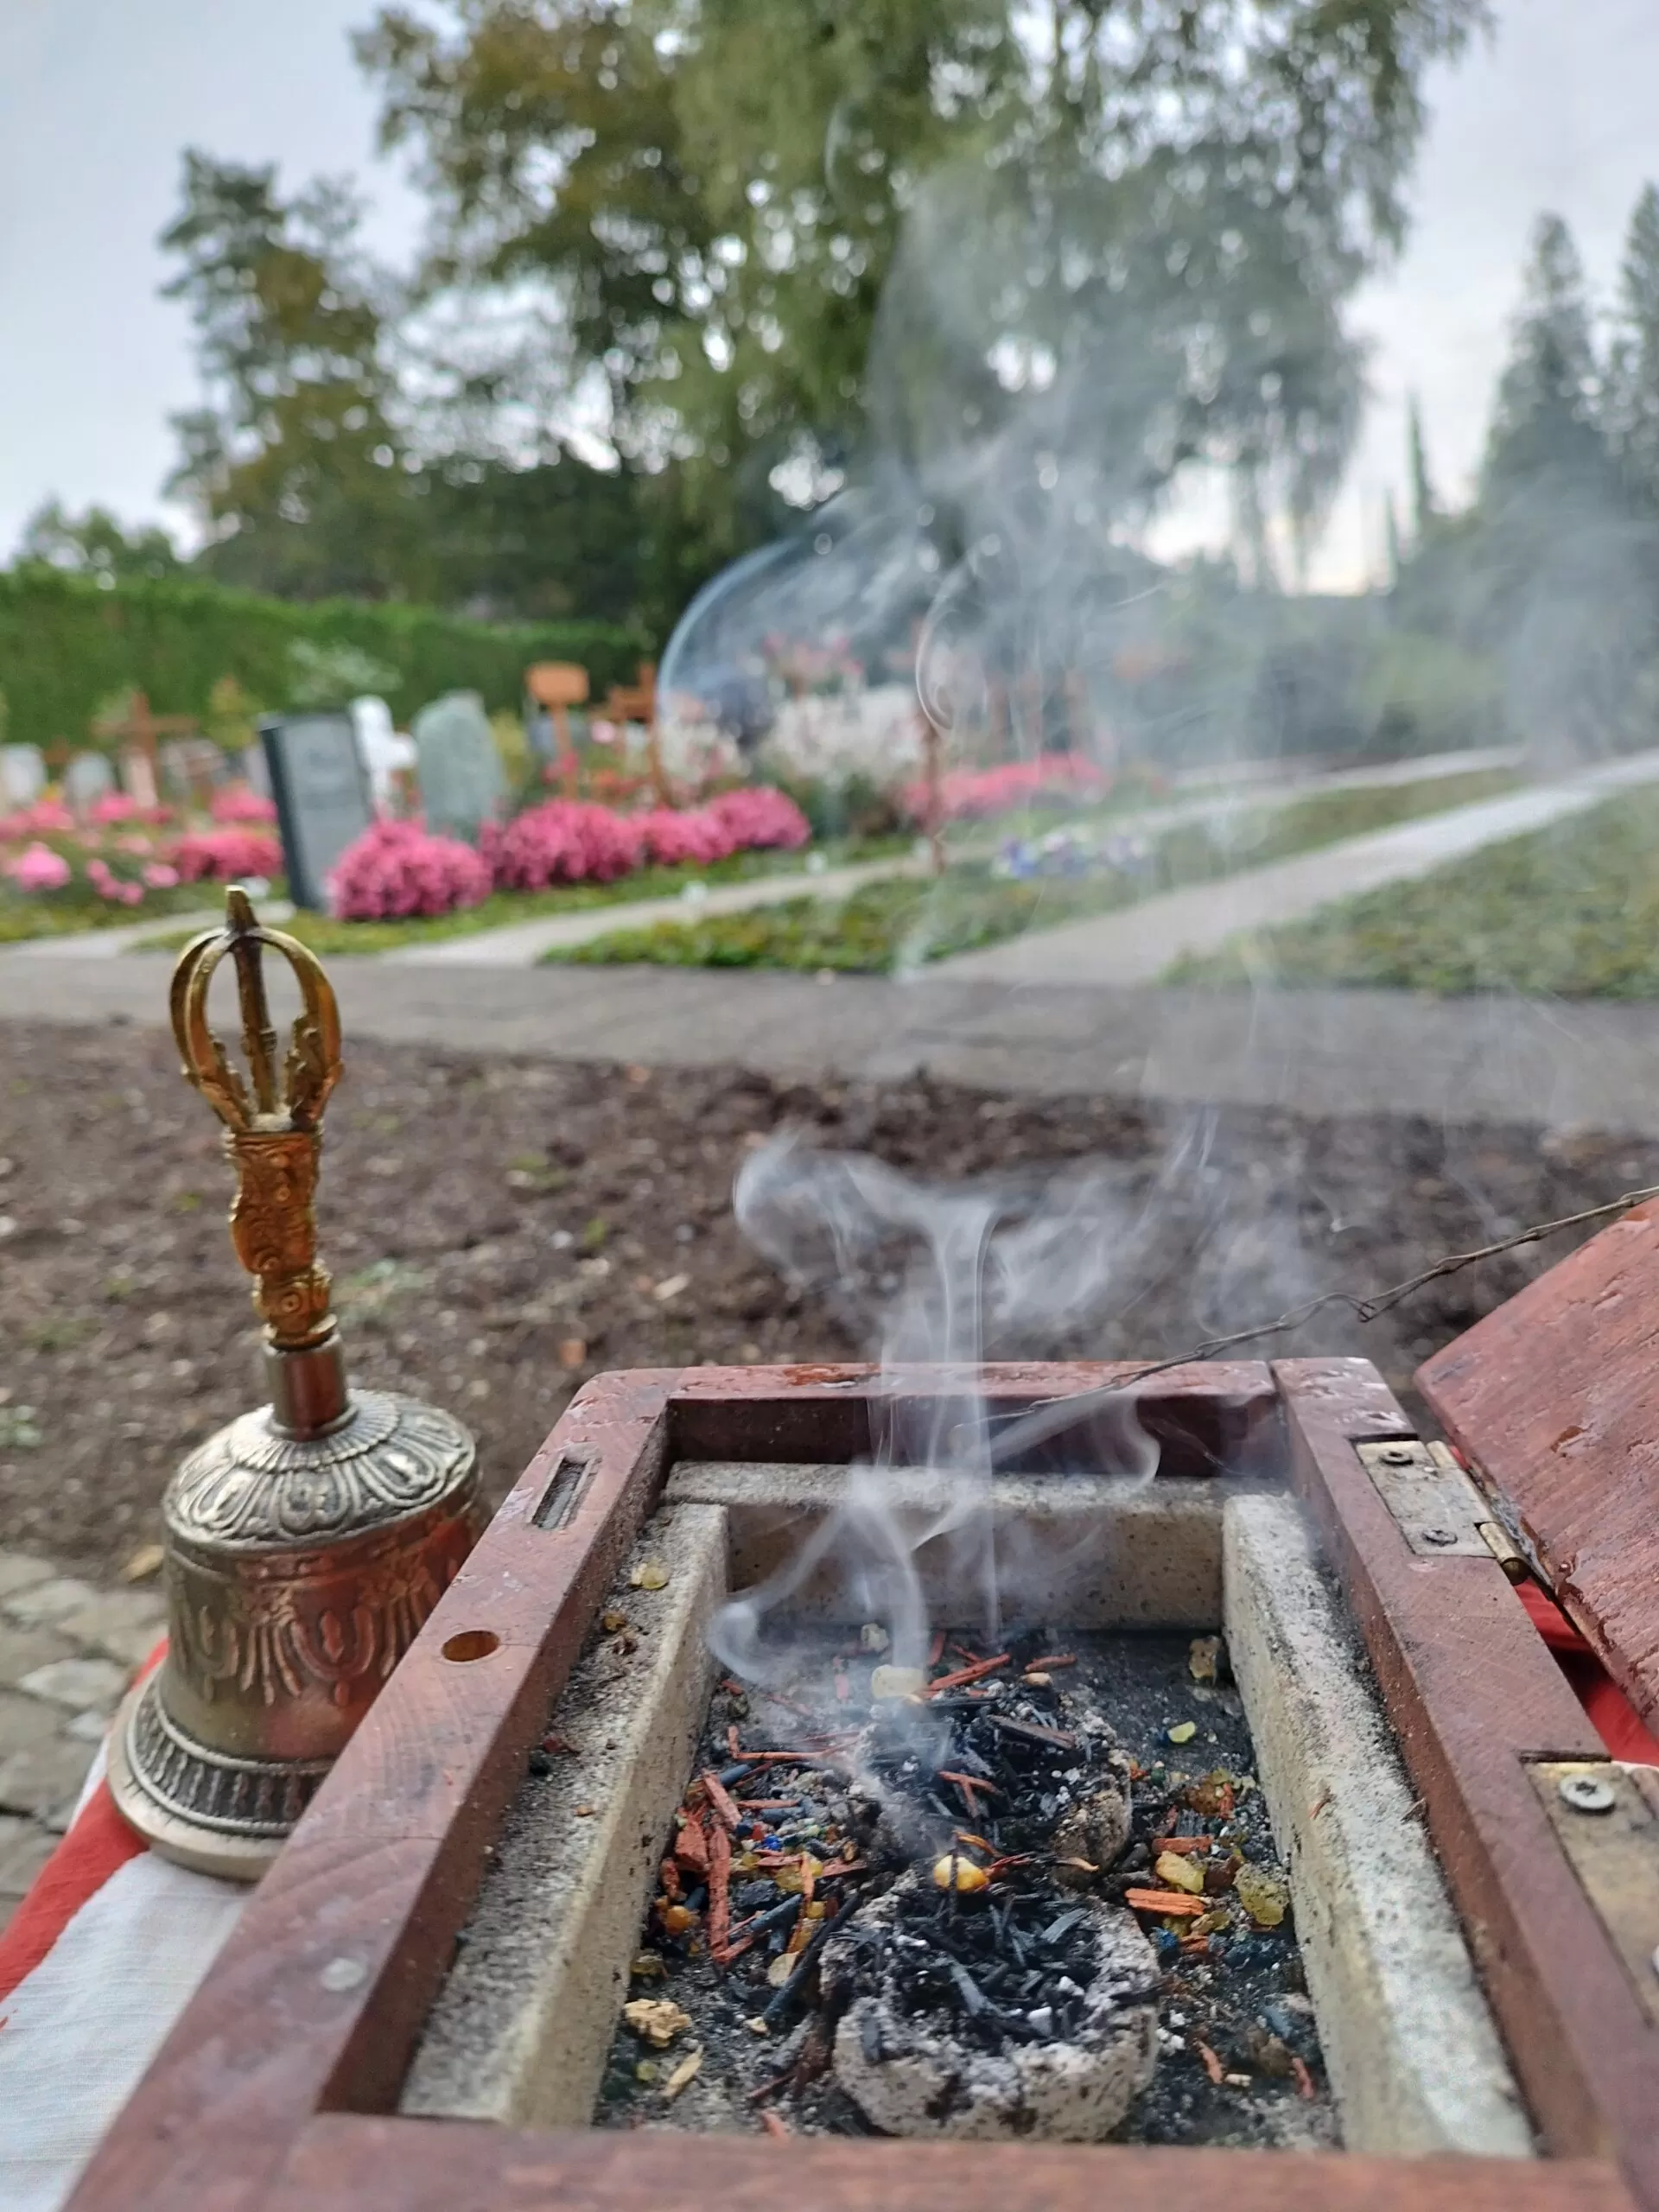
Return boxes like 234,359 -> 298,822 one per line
0,1620 -> 77,1689
0,1735 -> 95,1821
0,1687 -> 67,1757
66,1706 -> 112,1743
0,1552 -> 57,1601
0,1812 -> 57,1893
55,1591 -> 166,1669
3,1575 -> 103,1630
18,1656 -> 130,1713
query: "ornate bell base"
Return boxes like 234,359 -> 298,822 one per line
107,1672 -> 334,1882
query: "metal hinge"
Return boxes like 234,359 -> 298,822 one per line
1354,1438 -> 1528,1577
1532,1761 -> 1659,2030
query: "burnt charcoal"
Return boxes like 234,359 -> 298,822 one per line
950,1962 -> 988,2016
597,1625 -> 1332,2148
1042,1906 -> 1088,1945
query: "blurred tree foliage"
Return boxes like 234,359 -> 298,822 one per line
17,500 -> 186,586
158,150 -> 702,630
356,0 -> 1485,577
162,153 -> 428,602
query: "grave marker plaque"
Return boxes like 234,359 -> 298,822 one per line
65,751 -> 115,812
259,712 -> 374,909
412,690 -> 504,842
119,747 -> 159,808
0,743 -> 46,810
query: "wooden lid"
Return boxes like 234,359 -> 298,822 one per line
1417,1198 -> 1659,1726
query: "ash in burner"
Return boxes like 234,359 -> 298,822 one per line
828,1872 -> 1159,2139
595,1627 -> 1336,2149
849,1875 -> 1127,2052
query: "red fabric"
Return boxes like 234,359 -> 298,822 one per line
0,1639 -> 165,2006
1515,1581 -> 1659,1764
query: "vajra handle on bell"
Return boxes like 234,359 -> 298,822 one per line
168,887 -> 350,1434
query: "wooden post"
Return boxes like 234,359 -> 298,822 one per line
603,661 -> 666,804
525,664 -> 589,801
919,709 -> 946,878
91,690 -> 198,796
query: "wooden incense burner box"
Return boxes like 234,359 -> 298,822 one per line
68,1203 -> 1659,2212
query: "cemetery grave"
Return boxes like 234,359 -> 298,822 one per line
1169,785 -> 1659,998
541,766 -> 1522,974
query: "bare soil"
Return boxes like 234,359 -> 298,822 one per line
1,1018 -> 1650,1582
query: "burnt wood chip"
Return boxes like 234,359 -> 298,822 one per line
987,1713 -> 1078,1751
950,1961 -> 988,2016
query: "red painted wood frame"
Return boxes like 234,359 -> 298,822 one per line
66,1362 -> 1643,2212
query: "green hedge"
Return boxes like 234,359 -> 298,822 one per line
0,566 -> 649,750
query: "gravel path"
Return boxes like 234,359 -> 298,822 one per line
5,954 -> 1659,1136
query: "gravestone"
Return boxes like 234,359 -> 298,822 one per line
0,744 -> 46,810
161,736 -> 224,809
351,696 -> 418,812
119,747 -> 160,808
259,712 -> 375,909
412,691 -> 504,842
240,744 -> 270,800
65,751 -> 115,812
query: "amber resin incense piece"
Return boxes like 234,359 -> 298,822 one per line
107,888 -> 482,1878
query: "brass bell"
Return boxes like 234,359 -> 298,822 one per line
107,888 -> 483,1878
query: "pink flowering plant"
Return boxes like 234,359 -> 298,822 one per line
210,785 -> 278,825
321,784 -> 815,923
0,799 -> 75,842
168,828 -> 283,883
0,788 -> 284,941
902,753 -> 1112,826
327,819 -> 492,922
4,842 -> 73,893
633,806 -> 736,868
706,785 -> 810,850
480,800 -> 647,891
86,794 -> 175,828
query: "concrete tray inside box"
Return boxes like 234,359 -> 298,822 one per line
403,1457 -> 1527,2158
65,1357 -> 1659,2212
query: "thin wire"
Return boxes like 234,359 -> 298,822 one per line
987,1179 -> 1659,1465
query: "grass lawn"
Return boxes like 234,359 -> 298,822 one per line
543,766 -> 1522,976
0,880 -> 234,945
130,836 -> 910,956
1165,787 -> 1659,996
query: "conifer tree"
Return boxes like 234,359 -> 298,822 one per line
1484,213 -> 1607,493
1605,181 -> 1659,510
1476,213 -> 1653,760
1407,394 -> 1436,539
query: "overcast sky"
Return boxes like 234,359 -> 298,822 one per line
3,0 -> 1657,591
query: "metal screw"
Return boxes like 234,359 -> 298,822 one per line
1559,1772 -> 1616,1815
1378,1444 -> 1418,1465
1421,1527 -> 1459,1548
320,1955 -> 366,1993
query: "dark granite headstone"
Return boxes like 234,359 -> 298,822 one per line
259,713 -> 374,909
